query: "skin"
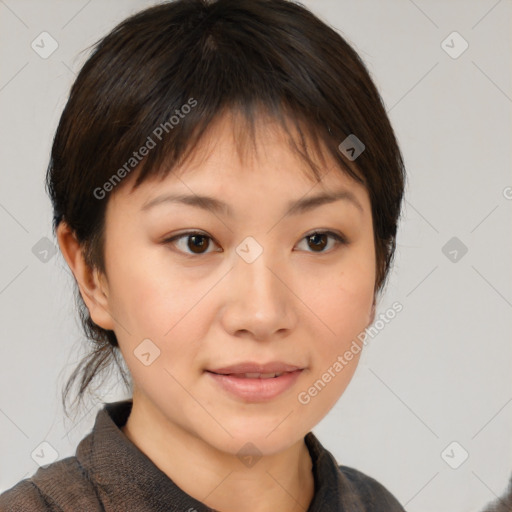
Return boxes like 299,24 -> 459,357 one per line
58,111 -> 377,512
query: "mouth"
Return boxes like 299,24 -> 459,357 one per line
204,363 -> 305,402
206,361 -> 303,375
206,371 -> 290,379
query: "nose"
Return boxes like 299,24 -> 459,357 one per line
220,248 -> 297,341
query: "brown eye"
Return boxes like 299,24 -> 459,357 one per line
164,231 -> 220,256
307,233 -> 328,251
187,234 -> 210,253
164,230 -> 347,257
296,231 -> 348,253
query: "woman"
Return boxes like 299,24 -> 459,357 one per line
0,0 -> 406,510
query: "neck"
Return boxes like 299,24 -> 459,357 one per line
121,397 -> 315,512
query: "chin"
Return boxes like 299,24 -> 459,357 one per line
201,417 -> 307,458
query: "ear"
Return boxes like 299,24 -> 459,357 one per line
56,222 -> 115,331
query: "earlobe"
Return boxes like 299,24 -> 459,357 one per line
56,222 -> 115,331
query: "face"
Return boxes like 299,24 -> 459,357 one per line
96,112 -> 376,456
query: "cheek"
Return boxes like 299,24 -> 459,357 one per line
107,255 -> 216,367
296,260 -> 373,416
295,252 -> 374,413
107,250 -> 190,330
302,249 -> 375,343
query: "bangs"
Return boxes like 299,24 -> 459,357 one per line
126,101 -> 362,194
48,0 -> 404,289
57,0 -> 368,211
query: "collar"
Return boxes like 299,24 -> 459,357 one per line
76,399 -> 367,511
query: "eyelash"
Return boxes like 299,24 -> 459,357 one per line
162,230 -> 348,258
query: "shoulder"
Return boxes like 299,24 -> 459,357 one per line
0,456 -> 102,512
338,464 -> 406,511
0,479 -> 50,512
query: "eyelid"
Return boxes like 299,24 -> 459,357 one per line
301,229 -> 349,246
162,230 -> 222,257
162,229 -> 349,257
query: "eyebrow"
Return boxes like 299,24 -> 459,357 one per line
141,188 -> 364,216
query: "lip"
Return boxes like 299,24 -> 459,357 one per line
205,362 -> 304,402
207,361 -> 302,375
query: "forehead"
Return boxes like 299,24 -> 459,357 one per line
110,110 -> 368,212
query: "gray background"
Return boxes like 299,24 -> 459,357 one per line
0,1 -> 511,511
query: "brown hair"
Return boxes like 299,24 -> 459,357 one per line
46,0 -> 406,416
